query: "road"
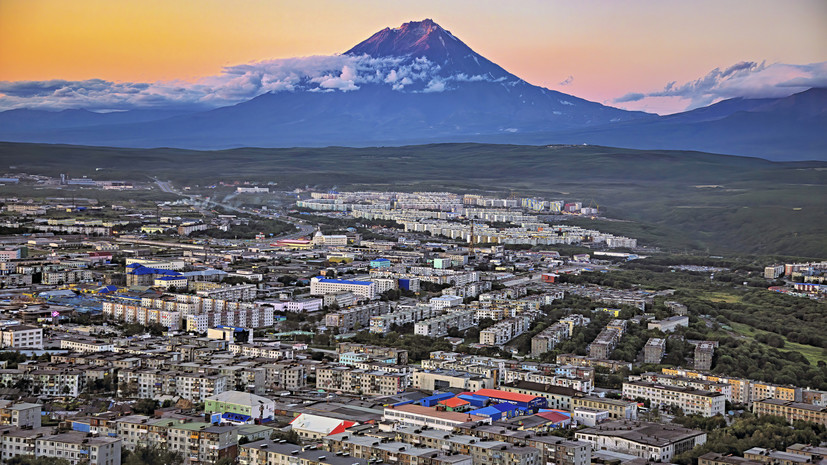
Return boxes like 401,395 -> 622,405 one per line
151,178 -> 313,241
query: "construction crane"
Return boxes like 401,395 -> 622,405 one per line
469,220 -> 475,259
587,199 -> 599,218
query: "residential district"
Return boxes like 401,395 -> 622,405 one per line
0,183 -> 824,465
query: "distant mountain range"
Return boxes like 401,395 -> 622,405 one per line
0,19 -> 824,160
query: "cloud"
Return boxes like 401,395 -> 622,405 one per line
613,60 -> 827,112
614,92 -> 645,103
422,78 -> 446,93
559,75 -> 573,86
0,54 -> 459,111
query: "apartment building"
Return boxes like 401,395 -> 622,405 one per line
623,381 -> 726,417
316,366 -> 407,396
148,419 -> 239,464
633,372 -> 733,401
60,338 -> 114,353
42,269 -> 93,285
752,399 -> 827,425
0,325 -> 43,349
414,310 -> 476,337
310,277 -> 376,299
393,426 -> 544,465
456,423 -> 592,465
35,432 -> 121,465
571,396 -> 637,420
337,343 -> 409,365
480,316 -> 531,346
589,327 -> 620,359
556,354 -> 632,372
324,433 -> 473,464
118,369 -> 227,402
196,284 -> 257,301
413,368 -> 495,391
0,426 -> 50,462
695,341 -> 716,370
239,439 -> 372,465
644,338 -> 666,364
0,402 -> 41,428
262,362 -> 306,391
324,302 -> 392,332
369,304 -> 436,334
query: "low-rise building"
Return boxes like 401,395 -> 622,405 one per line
205,390 -> 275,424
576,421 -> 706,462
648,315 -> 689,333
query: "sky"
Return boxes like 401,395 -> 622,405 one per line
0,0 -> 825,114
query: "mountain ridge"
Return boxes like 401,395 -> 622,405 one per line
0,19 -> 823,160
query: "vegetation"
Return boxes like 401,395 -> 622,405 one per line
1,141 -> 824,256
132,399 -> 159,415
673,413 -> 827,465
122,445 -> 183,465
8,458 -> 71,465
347,331 -> 453,361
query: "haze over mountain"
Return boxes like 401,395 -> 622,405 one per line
0,19 -> 824,160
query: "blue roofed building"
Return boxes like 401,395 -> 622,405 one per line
126,263 -> 183,287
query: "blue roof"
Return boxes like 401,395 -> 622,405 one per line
156,276 -> 186,281
468,406 -> 502,417
315,277 -> 373,286
128,264 -> 182,276
372,258 -> 390,262
489,403 -> 519,412
222,412 -> 251,422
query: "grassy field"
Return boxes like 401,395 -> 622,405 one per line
1,141 -> 825,257
729,322 -> 825,366
700,292 -> 744,304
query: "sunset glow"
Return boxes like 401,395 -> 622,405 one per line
1,0 -> 825,114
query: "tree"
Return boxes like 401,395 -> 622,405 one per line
133,398 -> 159,415
122,445 -> 183,465
8,457 -> 71,465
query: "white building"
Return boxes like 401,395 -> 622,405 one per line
0,325 -> 43,349
429,295 -> 463,309
35,432 -> 121,465
310,277 -> 376,299
59,338 -> 115,353
622,381 -> 726,417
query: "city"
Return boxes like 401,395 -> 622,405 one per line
0,2 -> 825,465
0,179 -> 823,465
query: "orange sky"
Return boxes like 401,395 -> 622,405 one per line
1,0 -> 825,114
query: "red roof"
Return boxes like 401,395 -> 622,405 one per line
328,421 -> 356,435
439,397 -> 470,408
536,411 -> 570,423
474,388 -> 539,403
